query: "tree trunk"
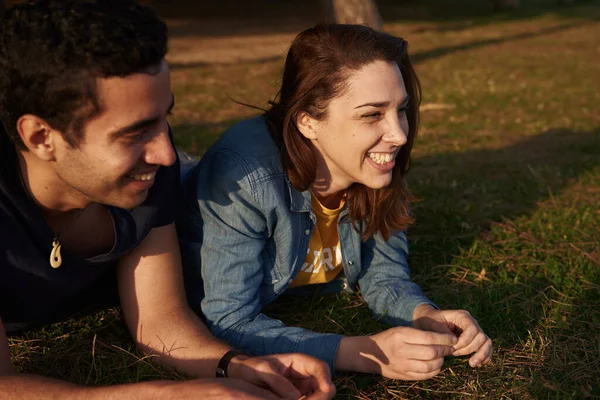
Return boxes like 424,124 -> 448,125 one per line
494,0 -> 520,9
319,0 -> 383,31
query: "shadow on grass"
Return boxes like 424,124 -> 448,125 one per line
379,0 -> 600,26
410,18 -> 599,64
406,127 -> 599,396
408,127 -> 599,258
147,0 -> 600,39
167,16 -> 597,71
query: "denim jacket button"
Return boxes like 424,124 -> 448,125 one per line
304,229 -> 310,235
341,282 -> 348,289
348,260 -> 354,266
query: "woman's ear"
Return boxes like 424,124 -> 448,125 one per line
16,114 -> 59,161
295,111 -> 319,141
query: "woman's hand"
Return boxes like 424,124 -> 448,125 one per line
335,327 -> 457,380
413,305 -> 493,368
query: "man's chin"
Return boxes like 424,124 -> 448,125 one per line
109,190 -> 149,210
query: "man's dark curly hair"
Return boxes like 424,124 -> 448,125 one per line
0,0 -> 168,150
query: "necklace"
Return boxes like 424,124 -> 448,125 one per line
18,167 -> 87,269
49,208 -> 87,268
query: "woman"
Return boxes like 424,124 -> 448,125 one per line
178,24 -> 493,380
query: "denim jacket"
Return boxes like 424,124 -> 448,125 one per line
178,116 -> 435,372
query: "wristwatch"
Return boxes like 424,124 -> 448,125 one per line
215,350 -> 252,378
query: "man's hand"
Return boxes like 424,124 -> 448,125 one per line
335,327 -> 456,380
227,353 -> 335,400
156,378 -> 290,400
413,305 -> 493,368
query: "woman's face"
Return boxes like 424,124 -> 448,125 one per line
302,60 -> 410,197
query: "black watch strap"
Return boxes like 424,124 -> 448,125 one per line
215,350 -> 252,378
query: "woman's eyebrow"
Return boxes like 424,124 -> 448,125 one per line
354,96 -> 410,109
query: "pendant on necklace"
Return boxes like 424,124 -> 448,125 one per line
50,236 -> 62,268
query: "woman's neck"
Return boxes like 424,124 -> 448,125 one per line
311,187 -> 345,209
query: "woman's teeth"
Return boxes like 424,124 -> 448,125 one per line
367,152 -> 394,165
129,172 -> 156,181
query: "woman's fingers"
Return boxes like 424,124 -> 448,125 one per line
452,321 -> 480,352
403,329 -> 458,347
405,357 -> 445,374
453,330 -> 489,357
468,336 -> 493,367
401,343 -> 455,360
402,368 -> 443,381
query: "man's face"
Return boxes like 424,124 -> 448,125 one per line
51,60 -> 176,210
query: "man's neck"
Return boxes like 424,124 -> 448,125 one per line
18,152 -> 90,216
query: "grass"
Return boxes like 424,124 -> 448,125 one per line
8,0 -> 600,398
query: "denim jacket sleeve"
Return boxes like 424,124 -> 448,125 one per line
193,149 -> 343,372
358,229 -> 437,327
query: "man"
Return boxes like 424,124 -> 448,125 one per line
0,1 -> 335,399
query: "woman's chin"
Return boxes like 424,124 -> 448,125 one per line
361,175 -> 393,190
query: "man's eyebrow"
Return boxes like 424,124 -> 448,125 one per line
354,96 -> 410,109
108,95 -> 175,139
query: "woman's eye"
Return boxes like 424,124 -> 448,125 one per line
363,111 -> 382,118
398,106 -> 409,114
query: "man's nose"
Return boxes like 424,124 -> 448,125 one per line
144,124 -> 176,167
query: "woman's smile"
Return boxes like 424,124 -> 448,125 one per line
366,152 -> 396,172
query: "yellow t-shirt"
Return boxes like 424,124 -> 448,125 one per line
289,193 -> 345,288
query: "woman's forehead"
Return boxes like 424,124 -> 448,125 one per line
331,61 -> 407,107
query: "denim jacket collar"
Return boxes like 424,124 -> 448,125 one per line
285,176 -> 352,223
285,176 -> 312,213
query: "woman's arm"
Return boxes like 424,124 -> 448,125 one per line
184,149 -> 343,372
356,231 -> 492,368
356,229 -> 437,326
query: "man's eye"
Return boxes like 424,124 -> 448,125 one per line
127,131 -> 146,143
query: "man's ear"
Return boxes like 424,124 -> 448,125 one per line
16,115 -> 59,161
295,111 -> 319,141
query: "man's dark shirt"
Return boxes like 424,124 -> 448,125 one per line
0,128 -> 180,333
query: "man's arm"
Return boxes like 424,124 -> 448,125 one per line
0,319 -> 287,399
117,222 -> 232,376
117,223 -> 334,399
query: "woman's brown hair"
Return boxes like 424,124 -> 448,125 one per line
264,24 -> 421,241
